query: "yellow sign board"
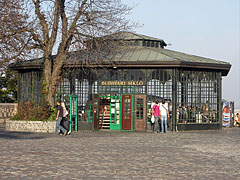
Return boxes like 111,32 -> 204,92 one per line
100,81 -> 144,86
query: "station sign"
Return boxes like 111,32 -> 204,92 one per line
100,81 -> 145,86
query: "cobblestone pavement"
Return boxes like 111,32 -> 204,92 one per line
0,123 -> 240,180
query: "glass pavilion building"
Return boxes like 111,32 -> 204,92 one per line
11,32 -> 231,131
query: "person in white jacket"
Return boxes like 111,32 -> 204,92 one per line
159,100 -> 169,133
60,102 -> 70,134
61,102 -> 68,120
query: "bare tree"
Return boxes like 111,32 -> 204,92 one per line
1,0 -> 135,107
0,0 -> 30,71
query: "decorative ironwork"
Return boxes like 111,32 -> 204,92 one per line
176,70 -> 221,124
17,67 -> 222,129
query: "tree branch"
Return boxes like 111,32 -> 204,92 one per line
48,0 -> 60,52
62,0 -> 89,52
29,29 -> 45,48
32,0 -> 49,45
68,0 -> 88,38
59,0 -> 68,48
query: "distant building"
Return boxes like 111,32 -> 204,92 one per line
11,32 -> 231,131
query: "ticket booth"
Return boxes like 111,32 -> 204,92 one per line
92,94 -> 146,131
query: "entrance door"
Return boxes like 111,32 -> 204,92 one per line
110,96 -> 121,130
93,94 -> 99,130
134,95 -> 146,131
122,95 -> 132,130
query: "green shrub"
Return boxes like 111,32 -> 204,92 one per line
45,108 -> 57,121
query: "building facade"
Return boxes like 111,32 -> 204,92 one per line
12,32 -> 231,131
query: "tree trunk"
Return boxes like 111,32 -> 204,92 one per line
47,86 -> 55,107
43,53 -> 66,107
43,55 -> 56,107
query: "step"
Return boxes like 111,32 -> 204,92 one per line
99,121 -> 110,124
99,117 -> 110,120
103,121 -> 110,124
99,114 -> 110,117
102,126 -> 110,129
99,122 -> 110,124
99,117 -> 110,119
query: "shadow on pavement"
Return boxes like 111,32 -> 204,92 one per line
0,130 -> 50,140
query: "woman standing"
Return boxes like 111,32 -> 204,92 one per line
152,100 -> 160,133
159,100 -> 169,133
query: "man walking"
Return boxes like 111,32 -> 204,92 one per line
56,100 -> 67,136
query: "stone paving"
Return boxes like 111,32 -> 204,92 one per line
0,123 -> 240,180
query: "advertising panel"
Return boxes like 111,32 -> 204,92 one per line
222,102 -> 230,127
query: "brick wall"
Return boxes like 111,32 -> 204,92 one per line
0,103 -> 18,123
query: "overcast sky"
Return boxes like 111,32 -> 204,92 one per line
123,0 -> 240,108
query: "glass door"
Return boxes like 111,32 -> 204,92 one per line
122,95 -> 132,131
134,95 -> 146,131
110,96 -> 121,130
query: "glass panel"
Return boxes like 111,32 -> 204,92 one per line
111,100 -> 115,124
176,70 -> 220,124
124,97 -> 131,119
136,98 -> 144,119
116,98 -> 120,124
110,96 -> 121,125
146,69 -> 173,123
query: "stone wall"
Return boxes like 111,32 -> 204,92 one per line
6,120 -> 56,133
0,103 -> 18,123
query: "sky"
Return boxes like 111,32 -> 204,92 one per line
123,0 -> 240,108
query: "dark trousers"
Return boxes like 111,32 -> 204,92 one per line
151,122 -> 162,132
60,117 -> 69,133
151,122 -> 154,132
159,121 -> 162,132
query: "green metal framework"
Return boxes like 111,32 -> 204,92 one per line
54,68 -> 221,131
16,67 -> 222,131
70,94 -> 78,132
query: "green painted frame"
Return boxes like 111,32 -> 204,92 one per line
110,95 -> 122,130
70,94 -> 78,132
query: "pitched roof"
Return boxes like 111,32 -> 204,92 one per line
108,46 -> 228,65
10,32 -> 231,76
104,31 -> 166,42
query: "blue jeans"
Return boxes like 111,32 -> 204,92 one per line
56,117 -> 67,135
154,116 -> 159,132
161,115 -> 168,133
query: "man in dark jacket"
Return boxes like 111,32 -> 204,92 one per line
56,100 -> 67,136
